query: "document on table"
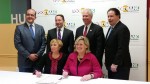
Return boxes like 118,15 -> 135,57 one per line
36,76 -> 64,84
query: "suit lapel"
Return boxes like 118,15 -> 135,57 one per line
108,21 -> 121,40
24,23 -> 34,41
105,21 -> 121,44
106,27 -> 111,39
106,28 -> 114,41
79,26 -> 84,36
105,29 -> 114,45
62,28 -> 66,41
54,28 -> 57,38
33,24 -> 38,40
86,23 -> 93,37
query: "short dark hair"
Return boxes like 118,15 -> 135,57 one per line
107,8 -> 121,19
55,14 -> 65,21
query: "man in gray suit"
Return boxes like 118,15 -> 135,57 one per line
14,9 -> 46,72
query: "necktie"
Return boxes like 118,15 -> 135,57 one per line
106,26 -> 113,39
29,24 -> 35,38
83,26 -> 88,36
58,28 -> 61,40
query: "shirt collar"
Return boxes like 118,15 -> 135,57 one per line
84,23 -> 92,29
57,27 -> 64,31
26,22 -> 35,27
111,20 -> 120,28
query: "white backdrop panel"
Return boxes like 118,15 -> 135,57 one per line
32,0 -> 147,81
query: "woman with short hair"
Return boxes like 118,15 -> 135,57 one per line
35,39 -> 68,77
63,36 -> 103,81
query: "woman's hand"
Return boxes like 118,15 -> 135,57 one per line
111,64 -> 118,72
62,70 -> 68,78
35,70 -> 42,77
80,74 -> 93,81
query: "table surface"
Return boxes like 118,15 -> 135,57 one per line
0,71 -> 149,84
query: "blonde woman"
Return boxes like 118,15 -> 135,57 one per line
35,39 -> 68,77
63,36 -> 103,81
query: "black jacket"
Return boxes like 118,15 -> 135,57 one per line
105,21 -> 132,68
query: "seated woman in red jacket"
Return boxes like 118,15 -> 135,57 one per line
35,39 -> 68,77
63,36 -> 103,81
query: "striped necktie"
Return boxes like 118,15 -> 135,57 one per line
83,26 -> 88,36
106,26 -> 113,39
58,28 -> 61,40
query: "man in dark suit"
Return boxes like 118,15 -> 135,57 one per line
105,8 -> 132,80
75,8 -> 105,66
47,14 -> 74,55
14,9 -> 46,72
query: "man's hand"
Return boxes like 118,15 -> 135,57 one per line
28,54 -> 38,61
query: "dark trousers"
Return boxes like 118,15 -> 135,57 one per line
19,67 -> 35,73
107,67 -> 130,80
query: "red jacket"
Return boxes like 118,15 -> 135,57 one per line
63,52 -> 103,78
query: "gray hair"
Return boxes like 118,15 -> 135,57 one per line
82,8 -> 93,17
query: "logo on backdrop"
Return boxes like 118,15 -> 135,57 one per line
117,5 -> 140,13
72,8 -> 95,15
131,63 -> 139,70
130,34 -> 140,41
95,20 -> 109,28
64,22 -> 76,29
90,0 -> 117,2
36,9 -> 57,16
52,0 -> 75,3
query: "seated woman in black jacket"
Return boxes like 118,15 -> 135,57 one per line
35,39 -> 68,77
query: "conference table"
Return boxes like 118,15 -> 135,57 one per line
0,71 -> 149,84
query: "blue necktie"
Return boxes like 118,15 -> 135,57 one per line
58,29 -> 61,40
106,26 -> 113,39
29,24 -> 35,38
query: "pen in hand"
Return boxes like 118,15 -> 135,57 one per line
62,70 -> 68,78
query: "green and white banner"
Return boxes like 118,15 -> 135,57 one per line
0,0 -> 28,24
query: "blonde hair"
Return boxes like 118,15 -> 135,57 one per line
50,39 -> 63,48
74,36 -> 90,53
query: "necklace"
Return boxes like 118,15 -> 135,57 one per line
78,55 -> 83,61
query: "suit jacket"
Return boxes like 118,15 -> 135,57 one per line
14,23 -> 46,68
36,53 -> 68,75
46,28 -> 74,55
75,23 -> 105,66
105,21 -> 132,68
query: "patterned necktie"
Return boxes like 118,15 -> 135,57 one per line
83,26 -> 88,36
106,26 -> 113,39
29,24 -> 35,38
58,28 -> 61,40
